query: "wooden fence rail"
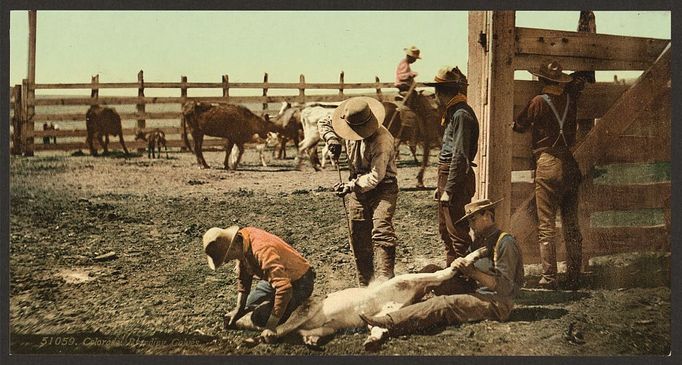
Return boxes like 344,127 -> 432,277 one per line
11,71 -> 417,155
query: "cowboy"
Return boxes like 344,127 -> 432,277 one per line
202,226 -> 315,343
360,198 -> 524,337
395,46 -> 421,93
319,97 -> 399,286
513,60 -> 587,290
424,66 -> 479,269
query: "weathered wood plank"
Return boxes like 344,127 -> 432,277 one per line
33,93 -> 395,106
469,11 -> 516,230
581,182 -> 671,211
598,136 -> 671,164
514,80 -> 629,120
34,127 -> 186,138
574,45 -> 671,176
33,138 -> 228,151
34,81 -> 429,90
515,27 -> 669,66
514,54 -> 654,71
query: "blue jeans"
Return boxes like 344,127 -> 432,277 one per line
245,269 -> 315,326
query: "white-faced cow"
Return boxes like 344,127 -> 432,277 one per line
181,101 -> 280,170
296,103 -> 337,171
85,105 -> 129,157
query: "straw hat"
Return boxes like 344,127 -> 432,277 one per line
423,66 -> 468,86
529,61 -> 572,83
456,198 -> 504,224
404,46 -> 421,59
331,97 -> 385,141
202,226 -> 240,270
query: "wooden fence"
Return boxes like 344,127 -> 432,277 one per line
10,70 -> 411,155
467,11 -> 671,264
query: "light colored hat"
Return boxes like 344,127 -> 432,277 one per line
457,198 -> 504,224
424,66 -> 468,87
331,97 -> 385,141
404,46 -> 421,59
529,61 -> 572,83
202,226 -> 240,270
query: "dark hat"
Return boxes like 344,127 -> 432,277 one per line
331,97 -> 385,141
529,61 -> 572,83
424,66 -> 468,87
456,198 -> 503,224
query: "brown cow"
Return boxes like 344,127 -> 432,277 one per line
135,129 -> 168,159
264,102 -> 303,159
181,101 -> 280,170
85,105 -> 129,157
382,92 -> 443,188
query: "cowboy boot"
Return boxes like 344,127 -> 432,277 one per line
374,246 -> 396,282
538,241 -> 558,290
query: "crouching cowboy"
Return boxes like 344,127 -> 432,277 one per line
360,199 -> 524,337
202,226 -> 315,343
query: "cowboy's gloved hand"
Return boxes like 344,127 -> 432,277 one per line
433,188 -> 440,201
439,191 -> 451,204
328,140 -> 342,161
332,182 -> 354,197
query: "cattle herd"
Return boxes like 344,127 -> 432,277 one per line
82,95 -> 444,186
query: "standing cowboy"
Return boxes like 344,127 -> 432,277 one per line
513,61 -> 587,290
319,97 -> 399,286
424,66 -> 479,268
360,199 -> 524,337
202,226 -> 315,343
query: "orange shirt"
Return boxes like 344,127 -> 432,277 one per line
235,227 -> 310,318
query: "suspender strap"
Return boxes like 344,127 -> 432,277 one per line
492,231 -> 511,267
540,94 -> 570,147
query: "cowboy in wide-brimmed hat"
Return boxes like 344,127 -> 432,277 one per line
426,66 -> 480,268
318,96 -> 399,286
360,196 -> 524,338
513,58 -> 589,290
395,46 -> 421,92
202,225 -> 315,344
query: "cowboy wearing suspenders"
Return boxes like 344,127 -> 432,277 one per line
513,61 -> 585,290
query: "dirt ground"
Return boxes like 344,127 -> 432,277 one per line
9,146 -> 671,355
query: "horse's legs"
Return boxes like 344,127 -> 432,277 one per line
233,143 -> 245,170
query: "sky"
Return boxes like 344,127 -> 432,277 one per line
8,11 -> 671,96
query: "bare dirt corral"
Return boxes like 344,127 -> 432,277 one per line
9,147 -> 671,355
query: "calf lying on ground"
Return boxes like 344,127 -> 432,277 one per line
135,129 -> 168,159
229,247 -> 487,350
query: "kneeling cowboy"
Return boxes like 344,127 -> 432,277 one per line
202,226 -> 315,343
321,97 -> 399,286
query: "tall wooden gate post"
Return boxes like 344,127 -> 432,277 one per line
468,11 -> 516,230
136,70 -> 146,152
11,85 -> 23,155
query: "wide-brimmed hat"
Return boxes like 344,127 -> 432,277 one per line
202,226 -> 240,270
457,198 -> 503,224
331,97 -> 385,141
424,66 -> 468,87
529,61 -> 572,83
404,46 -> 421,59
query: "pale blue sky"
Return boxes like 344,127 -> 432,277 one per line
9,11 -> 671,95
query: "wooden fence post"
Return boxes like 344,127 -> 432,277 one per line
22,78 -> 35,156
262,73 -> 268,112
299,74 -> 306,104
375,76 -> 382,101
90,74 -> 99,99
11,85 -> 23,155
180,75 -> 188,152
136,70 -> 145,152
222,74 -> 229,101
339,71 -> 344,98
